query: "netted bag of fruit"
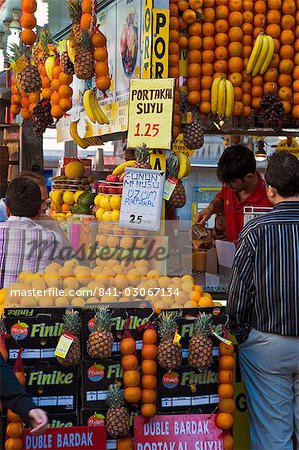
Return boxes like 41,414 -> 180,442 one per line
120,318 -> 141,405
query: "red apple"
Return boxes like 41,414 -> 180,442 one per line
106,174 -> 119,182
119,174 -> 125,183
108,187 -> 118,194
116,187 -> 123,195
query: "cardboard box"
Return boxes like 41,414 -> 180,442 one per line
82,308 -> 155,359
24,362 -> 78,413
81,359 -> 123,409
47,412 -> 79,428
4,308 -> 81,364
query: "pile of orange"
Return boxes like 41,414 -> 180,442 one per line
140,327 -> 158,418
10,76 -> 21,117
21,0 -> 37,46
50,64 -> 73,120
170,0 -> 181,139
20,90 -> 39,120
81,0 -> 97,31
121,336 -> 142,405
216,340 -> 236,450
93,30 -> 111,93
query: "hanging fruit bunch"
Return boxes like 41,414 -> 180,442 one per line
166,153 -> 187,209
67,0 -> 83,44
88,306 -> 114,359
20,0 -> 37,47
140,323 -> 158,419
56,310 -> 81,367
32,99 -> 53,139
9,43 -> 41,95
180,91 -> 205,149
5,408 -> 24,450
93,29 -> 111,93
169,0 -> 181,139
81,0 -> 97,30
106,384 -> 130,439
74,30 -> 95,80
211,76 -> 235,120
10,75 -> 21,117
37,27 -> 54,100
216,335 -> 235,449
157,311 -> 182,370
188,312 -> 213,370
120,319 -> 141,405
259,91 -> 285,131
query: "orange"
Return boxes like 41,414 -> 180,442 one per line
22,0 -> 37,13
188,36 -> 202,50
293,80 -> 299,92
59,98 -> 72,112
293,105 -> 299,118
264,68 -> 278,82
295,39 -> 299,52
179,35 -> 188,49
243,0 -> 253,9
280,45 -> 294,60
294,93 -> 299,104
188,22 -> 202,35
254,13 -> 266,27
183,9 -> 197,23
21,29 -> 36,46
29,102 -> 37,114
203,37 -> 215,50
282,0 -> 296,14
273,39 -> 280,52
6,422 -> 23,439
11,94 -> 21,105
51,92 -> 60,105
188,50 -> 201,64
216,413 -> 234,430
51,79 -> 60,91
219,355 -> 235,370
188,63 -> 201,77
219,398 -> 236,414
201,75 -> 213,89
201,63 -> 214,76
228,72 -> 242,86
243,104 -> 253,117
243,45 -> 252,58
253,27 -> 263,39
199,102 -> 211,114
141,360 -> 157,375
204,0 -> 215,5
254,0 -> 266,13
269,53 -> 280,68
61,203 -> 72,212
243,34 -> 253,45
267,10 -> 281,24
202,23 -> 215,36
123,370 -> 140,387
91,31 -> 106,48
228,27 -> 243,42
201,90 -> 211,101
263,82 -> 278,94
242,81 -> 251,93
141,344 -> 158,360
42,77 -> 51,88
58,85 -> 73,98
120,337 -> 136,355
202,50 -> 215,63
228,56 -> 243,72
296,25 -> 299,38
179,17 -> 188,31
7,410 -> 21,422
170,3 -> 179,16
233,101 -> 244,116
51,105 -> 64,119
228,0 -> 242,11
228,11 -> 243,27
279,59 -> 294,74
169,16 -> 179,29
223,433 -> 234,450
228,42 -> 242,56
278,74 -> 292,87
282,101 -> 291,114
117,438 -> 134,450
219,342 -> 234,355
52,65 -> 62,79
10,105 -> 20,116
121,355 -> 138,370
278,87 -> 292,101
142,374 -> 157,390
281,14 -> 295,29
215,19 -> 229,32
215,33 -> 229,46
214,60 -> 228,72
216,5 -> 229,19
169,54 -> 179,67
268,0 -> 281,8
169,30 -> 179,42
281,30 -> 295,45
188,91 -> 201,105
218,383 -> 234,399
252,75 -> 263,86
179,1 -> 189,11
204,7 -> 216,21
141,389 -> 156,404
124,387 -> 141,404
141,404 -> 157,418
215,46 -> 228,60
218,370 -> 234,384
5,438 -> 23,450
266,24 -> 281,38
21,12 -> 37,29
233,87 -> 242,100
59,72 -> 73,85
243,12 -> 253,24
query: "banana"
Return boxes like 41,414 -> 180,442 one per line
177,153 -> 189,179
246,33 -> 264,75
252,34 -> 269,77
260,35 -> 275,75
217,78 -> 226,117
225,79 -> 234,118
45,55 -> 55,80
67,39 -> 77,64
91,91 -> 110,125
83,90 -> 96,123
211,77 -> 221,115
112,160 -> 136,175
70,121 -> 89,149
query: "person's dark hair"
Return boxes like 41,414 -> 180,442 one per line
17,171 -> 46,187
217,145 -> 256,183
6,177 -> 41,217
265,151 -> 299,197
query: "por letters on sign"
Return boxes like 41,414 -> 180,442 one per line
134,414 -> 224,450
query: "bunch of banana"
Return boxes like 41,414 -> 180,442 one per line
112,160 -> 136,175
45,51 -> 56,80
211,77 -> 235,118
83,89 -> 110,125
66,39 -> 77,64
177,153 -> 191,179
70,120 -> 103,148
246,33 -> 274,76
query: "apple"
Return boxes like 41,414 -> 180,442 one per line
116,187 -> 123,195
106,174 -> 119,182
119,174 -> 125,183
108,187 -> 118,194
100,183 -> 108,193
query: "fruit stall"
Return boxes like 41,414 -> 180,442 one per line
1,0 -> 299,449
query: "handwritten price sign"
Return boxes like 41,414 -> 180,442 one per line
127,78 -> 175,149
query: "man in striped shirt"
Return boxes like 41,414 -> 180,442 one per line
0,177 -> 64,288
228,151 -> 299,450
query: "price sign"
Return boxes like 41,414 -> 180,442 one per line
119,167 -> 165,231
277,137 -> 299,157
127,78 -> 175,149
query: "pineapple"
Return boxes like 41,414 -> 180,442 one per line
180,91 -> 204,150
9,44 -> 41,94
133,144 -> 151,169
106,385 -> 130,438
67,0 -> 83,43
31,44 -> 39,67
74,31 -> 94,80
167,153 -> 186,208
88,306 -> 113,358
61,48 -> 74,75
157,311 -> 182,370
56,309 -> 81,367
188,313 -> 213,371
38,27 -> 53,63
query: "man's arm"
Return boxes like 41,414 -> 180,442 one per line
227,237 -> 256,343
195,196 -> 224,225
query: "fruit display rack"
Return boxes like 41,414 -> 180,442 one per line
51,178 -> 92,192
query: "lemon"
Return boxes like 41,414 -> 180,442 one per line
63,191 -> 75,205
99,196 -> 112,211
96,208 -> 105,220
111,210 -> 120,221
57,213 -> 66,221
110,195 -> 122,210
74,190 -> 85,203
103,211 -> 112,221
94,193 -> 104,207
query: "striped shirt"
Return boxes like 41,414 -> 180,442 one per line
228,201 -> 299,342
0,216 -> 64,288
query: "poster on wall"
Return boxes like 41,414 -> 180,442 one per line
98,4 -> 117,103
116,0 -> 142,100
